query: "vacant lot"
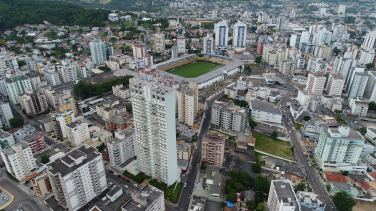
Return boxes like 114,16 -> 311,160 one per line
169,61 -> 218,78
353,200 -> 376,211
254,131 -> 293,157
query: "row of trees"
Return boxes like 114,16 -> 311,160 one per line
74,75 -> 133,100
0,0 -> 108,32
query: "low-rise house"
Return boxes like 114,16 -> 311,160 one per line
250,99 -> 282,125
296,191 -> 326,211
290,104 -> 304,121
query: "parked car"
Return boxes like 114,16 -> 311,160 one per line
184,183 -> 187,188
122,177 -> 126,180
113,172 -> 118,176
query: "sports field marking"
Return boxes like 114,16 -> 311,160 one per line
168,61 -> 219,78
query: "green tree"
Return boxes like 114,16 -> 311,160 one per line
252,163 -> 261,173
366,63 -> 375,70
332,191 -> 356,211
369,101 -> 376,111
359,126 -> 367,135
341,170 -> 349,176
226,191 -> 237,203
200,161 -> 207,170
221,201 -> 226,208
235,182 -> 243,191
333,47 -> 341,55
271,131 -> 278,139
9,117 -> 24,128
294,183 -> 306,192
246,200 -> 256,210
249,116 -> 257,129
17,60 -> 26,67
303,116 -> 311,121
41,154 -> 50,164
257,203 -> 264,211
255,56 -> 262,64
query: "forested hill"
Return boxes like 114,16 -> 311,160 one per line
0,0 -> 108,32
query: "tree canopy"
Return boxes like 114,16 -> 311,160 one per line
41,154 -> 50,164
252,163 -> 261,173
332,191 -> 356,211
9,117 -> 24,128
226,191 -> 237,203
304,116 -> 311,121
0,0 -> 108,32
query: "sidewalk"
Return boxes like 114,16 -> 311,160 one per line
0,185 -> 14,210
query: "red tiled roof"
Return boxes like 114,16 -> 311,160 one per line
21,172 -> 38,182
224,207 -> 236,211
324,172 -> 346,183
358,181 -> 372,190
369,172 -> 376,179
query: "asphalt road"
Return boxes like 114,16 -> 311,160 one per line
175,93 -> 224,211
262,60 -> 334,211
0,180 -> 41,211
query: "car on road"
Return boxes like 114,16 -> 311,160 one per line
125,185 -> 128,188
305,155 -> 308,158
109,170 -> 113,174
126,180 -> 130,182
113,172 -> 118,176
197,164 -> 199,168
122,176 -> 126,180
195,146 -> 197,150
134,184 -> 138,187
190,190 -> 192,194
184,183 -> 187,188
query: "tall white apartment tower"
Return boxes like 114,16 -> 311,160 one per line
345,67 -> 369,99
233,21 -> 247,47
177,81 -> 198,127
153,33 -> 165,53
267,180 -> 301,211
1,142 -> 37,181
326,73 -> 345,96
338,5 -> 346,13
305,73 -> 327,96
66,119 -> 90,147
89,39 -> 107,65
203,35 -> 214,54
46,145 -> 107,211
130,80 -> 179,186
214,21 -> 229,50
107,128 -> 136,170
361,31 -> 376,49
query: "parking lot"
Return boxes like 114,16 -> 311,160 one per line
0,189 -> 11,208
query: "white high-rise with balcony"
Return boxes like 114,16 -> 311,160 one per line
326,73 -> 345,96
177,81 -> 198,127
130,80 -> 179,186
361,31 -> 376,49
305,73 -> 326,96
214,20 -> 229,50
66,119 -> 90,147
233,21 -> 247,47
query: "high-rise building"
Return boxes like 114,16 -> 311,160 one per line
1,142 -> 37,181
203,35 -> 214,54
24,72 -> 42,90
233,21 -> 247,47
0,100 -> 13,127
338,4 -> 346,13
23,132 -> 46,153
315,126 -> 365,169
89,39 -> 108,65
153,33 -> 165,53
66,119 -> 90,147
177,81 -> 198,127
267,180 -> 301,211
202,132 -> 225,166
177,33 -> 187,54
314,45 -> 333,61
132,40 -> 146,59
107,128 -> 136,171
316,28 -> 332,45
278,60 -> 294,76
43,65 -> 61,86
18,90 -> 48,115
214,21 -> 229,50
211,101 -> 248,132
326,73 -> 345,96
345,67 -> 369,99
365,71 -> 376,102
121,185 -> 165,211
32,172 -> 52,199
50,110 -> 75,139
361,31 -> 376,49
305,73 -> 327,96
171,45 -> 178,59
46,145 -> 107,211
359,49 -> 375,65
5,76 -> 32,104
0,49 -> 19,71
130,80 -> 179,185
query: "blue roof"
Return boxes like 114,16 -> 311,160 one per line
226,201 -> 234,207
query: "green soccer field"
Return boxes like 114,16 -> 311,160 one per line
168,61 -> 219,78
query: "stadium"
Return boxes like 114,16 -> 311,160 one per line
153,54 -> 244,89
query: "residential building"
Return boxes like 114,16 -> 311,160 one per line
215,21 -> 229,50
233,21 -> 247,47
153,33 -> 165,53
32,172 -> 52,199
202,132 -> 225,166
361,31 -> 376,49
112,84 -> 130,99
132,40 -> 146,59
1,142 -> 37,181
359,49 -> 375,65
315,126 -> 365,169
345,67 -> 369,99
104,113 -> 132,133
18,90 -> 48,115
24,72 -> 42,90
46,145 -> 107,211
267,180 -> 300,211
0,49 -> 18,71
42,65 -> 61,86
211,101 -> 248,132
50,110 -> 75,139
24,132 -> 45,153
250,99 -> 282,125
290,104 -> 304,121
14,124 -> 36,141
121,185 -> 165,211
296,191 -> 326,211
201,166 -> 222,198
365,71 -> 376,102
0,129 -> 15,151
5,76 -> 32,104
177,81 -> 198,127
66,119 -> 90,147
338,5 -> 346,13
349,98 -> 369,117
305,73 -> 326,96
366,127 -> 376,144
107,128 -> 136,172
278,60 -> 294,76
177,142 -> 190,160
130,80 -> 179,186
177,33 -> 187,54
326,73 -> 345,96
89,39 -> 108,65
314,45 -> 333,61
203,35 -> 214,54
0,100 -> 13,127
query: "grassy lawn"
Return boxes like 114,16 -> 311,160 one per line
149,179 -> 183,203
124,22 -> 134,27
295,122 -> 303,130
123,171 -> 150,184
169,182 -> 183,203
169,61 -> 219,78
254,131 -> 293,157
7,172 -> 19,183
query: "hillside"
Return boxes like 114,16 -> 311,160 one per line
0,0 -> 108,32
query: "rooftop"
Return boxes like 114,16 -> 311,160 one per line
121,185 -> 163,211
297,191 -> 324,205
202,132 -> 225,144
250,99 -> 281,115
324,172 -> 346,183
106,186 -> 122,197
273,180 -> 300,211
